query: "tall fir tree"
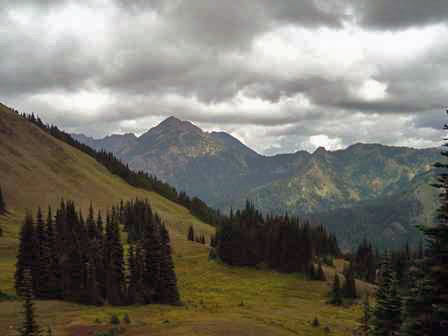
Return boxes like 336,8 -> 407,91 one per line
371,253 -> 402,336
35,207 -> 51,299
18,269 -> 40,336
400,110 -> 448,335
15,213 -> 37,297
360,294 -> 371,335
342,262 -> 357,299
142,216 -> 162,303
329,274 -> 342,305
104,214 -> 125,305
45,207 -> 60,299
0,185 -> 5,214
159,224 -> 181,305
187,225 -> 195,241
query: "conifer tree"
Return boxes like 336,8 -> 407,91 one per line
159,224 -> 181,305
86,203 -> 96,241
360,294 -> 371,335
105,214 -> 125,305
187,225 -> 195,241
46,207 -> 60,299
16,213 -> 37,297
35,207 -> 51,298
127,244 -> 138,304
86,243 -> 101,305
342,263 -> 357,299
329,274 -> 342,305
400,111 -> 448,335
371,254 -> 402,336
18,269 -> 40,336
317,262 -> 326,281
142,217 -> 162,303
0,185 -> 5,214
400,265 -> 433,335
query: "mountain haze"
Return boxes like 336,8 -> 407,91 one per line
73,117 -> 441,249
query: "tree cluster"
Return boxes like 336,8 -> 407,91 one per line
186,225 -> 206,244
328,262 -> 358,306
215,201 -> 340,275
361,111 -> 448,336
15,199 -> 180,306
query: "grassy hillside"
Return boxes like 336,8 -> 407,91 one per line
0,104 -> 214,244
0,105 -> 363,336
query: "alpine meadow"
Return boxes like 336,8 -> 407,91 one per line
1,1 -> 448,336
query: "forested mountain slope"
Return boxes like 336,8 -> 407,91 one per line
74,117 -> 440,249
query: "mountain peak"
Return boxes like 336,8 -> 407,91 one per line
313,146 -> 327,155
155,116 -> 202,133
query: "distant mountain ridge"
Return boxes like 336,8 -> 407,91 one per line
73,116 -> 441,249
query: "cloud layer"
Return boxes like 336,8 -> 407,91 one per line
1,0 -> 447,154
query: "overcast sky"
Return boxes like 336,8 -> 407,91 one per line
1,0 -> 448,154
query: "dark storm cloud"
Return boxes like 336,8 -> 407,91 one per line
114,0 -> 346,48
355,0 -> 448,29
1,0 -> 448,153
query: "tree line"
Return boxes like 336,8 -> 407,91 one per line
214,201 -> 340,274
15,109 -> 223,227
15,199 -> 180,306
357,115 -> 448,336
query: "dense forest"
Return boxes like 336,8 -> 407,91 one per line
355,119 -> 448,335
214,201 -> 340,273
13,109 -> 222,227
15,199 -> 180,306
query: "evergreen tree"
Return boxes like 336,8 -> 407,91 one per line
317,262 -> 326,281
187,225 -> 195,241
329,274 -> 342,305
142,217 -> 162,303
360,294 -> 371,335
342,262 -> 357,299
86,203 -> 96,241
127,244 -> 138,304
400,113 -> 448,335
400,265 -> 433,335
18,269 -> 40,336
86,243 -> 101,305
35,207 -> 51,299
16,213 -> 37,297
159,224 -> 181,305
0,185 -> 5,214
371,254 -> 402,336
46,207 -> 61,299
104,214 -> 125,305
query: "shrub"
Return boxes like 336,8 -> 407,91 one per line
110,314 -> 120,325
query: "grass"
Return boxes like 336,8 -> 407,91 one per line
0,105 -> 363,335
0,246 -> 362,336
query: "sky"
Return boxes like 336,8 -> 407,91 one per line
1,0 -> 448,155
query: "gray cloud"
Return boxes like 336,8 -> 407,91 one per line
355,0 -> 448,29
0,0 -> 448,154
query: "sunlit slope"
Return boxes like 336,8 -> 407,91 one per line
0,104 -> 214,247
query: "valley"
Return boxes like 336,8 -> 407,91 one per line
0,105 -> 364,335
73,117 -> 440,249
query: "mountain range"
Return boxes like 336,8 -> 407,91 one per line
73,116 -> 441,249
